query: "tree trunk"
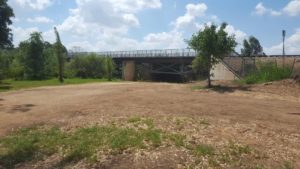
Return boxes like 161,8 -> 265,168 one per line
207,54 -> 212,88
58,56 -> 64,83
207,67 -> 212,88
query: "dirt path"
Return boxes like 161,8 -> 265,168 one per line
0,81 -> 300,168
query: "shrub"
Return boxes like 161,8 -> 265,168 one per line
67,54 -> 115,79
0,50 -> 13,82
242,61 -> 292,84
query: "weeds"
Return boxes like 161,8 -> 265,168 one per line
282,161 -> 294,169
127,116 -> 142,123
199,119 -> 210,126
241,61 -> 292,84
0,125 -> 162,168
167,134 -> 186,147
194,144 -> 215,156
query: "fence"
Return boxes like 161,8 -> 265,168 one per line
221,56 -> 300,79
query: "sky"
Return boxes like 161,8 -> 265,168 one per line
7,0 -> 300,54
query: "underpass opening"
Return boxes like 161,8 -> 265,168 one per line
151,73 -> 187,83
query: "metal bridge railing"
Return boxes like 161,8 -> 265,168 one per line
96,48 -> 197,58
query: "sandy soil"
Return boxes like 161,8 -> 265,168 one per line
0,80 -> 300,168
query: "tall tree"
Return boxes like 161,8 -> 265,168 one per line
188,23 -> 237,87
54,27 -> 66,83
0,0 -> 14,49
241,36 -> 264,57
20,32 -> 46,80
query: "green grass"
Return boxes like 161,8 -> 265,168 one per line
191,85 -> 207,90
0,118 -> 275,169
282,161 -> 294,169
0,125 -> 163,168
127,116 -> 142,123
167,133 -> 186,147
0,78 -> 121,92
240,62 -> 292,84
194,144 -> 215,156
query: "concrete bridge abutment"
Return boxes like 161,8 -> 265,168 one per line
123,60 -> 135,81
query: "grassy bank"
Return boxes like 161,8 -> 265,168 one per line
0,78 -> 121,92
240,62 -> 293,84
0,117 -> 294,169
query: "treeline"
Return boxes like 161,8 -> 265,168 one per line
0,32 -> 115,82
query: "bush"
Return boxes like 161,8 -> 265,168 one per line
0,50 -> 15,81
242,61 -> 292,84
66,54 -> 113,79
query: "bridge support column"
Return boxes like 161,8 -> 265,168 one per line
123,60 -> 135,81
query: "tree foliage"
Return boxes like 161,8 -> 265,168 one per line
0,0 -> 14,49
0,51 -> 10,82
16,32 -> 56,80
188,22 -> 237,87
241,36 -> 264,57
67,54 -> 110,79
105,57 -> 115,81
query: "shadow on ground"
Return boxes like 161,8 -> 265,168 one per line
9,104 -> 35,113
287,113 -> 300,116
210,85 -> 251,93
0,83 -> 12,91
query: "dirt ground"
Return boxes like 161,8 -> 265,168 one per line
0,80 -> 300,168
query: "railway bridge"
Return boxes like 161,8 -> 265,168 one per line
98,49 -> 197,81
71,49 -> 300,82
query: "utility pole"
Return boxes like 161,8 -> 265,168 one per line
282,30 -> 286,68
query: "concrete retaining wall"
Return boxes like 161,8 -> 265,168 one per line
211,62 -> 239,80
211,57 -> 300,81
123,61 -> 135,81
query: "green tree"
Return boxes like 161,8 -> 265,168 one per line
54,27 -> 66,83
68,54 -> 107,79
188,23 -> 237,87
20,32 -> 46,80
0,0 -> 14,49
44,42 -> 58,78
0,51 -> 8,82
241,36 -> 264,57
105,57 -> 115,81
191,55 -> 209,80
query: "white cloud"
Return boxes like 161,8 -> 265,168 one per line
174,3 -> 207,30
27,16 -> 54,23
265,28 -> 300,55
186,3 -> 207,17
60,1 -> 246,51
10,0 -> 247,52
224,25 -> 247,43
141,31 -> 185,49
283,0 -> 300,16
254,2 -> 267,16
270,10 -> 282,16
253,2 -> 282,16
65,30 -> 185,51
53,0 -> 168,51
15,0 -> 53,10
253,1 -> 300,17
60,0 -> 161,31
123,14 -> 140,27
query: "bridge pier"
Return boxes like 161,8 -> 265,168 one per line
123,60 -> 135,81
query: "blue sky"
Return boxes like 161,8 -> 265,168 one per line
8,0 -> 300,54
